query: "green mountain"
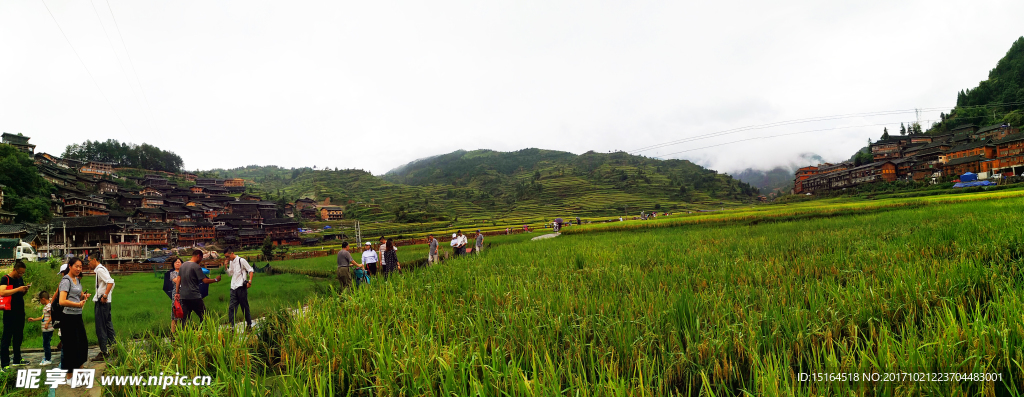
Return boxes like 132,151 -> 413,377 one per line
929,36 -> 1024,132
209,148 -> 759,223
731,153 -> 827,195
732,167 -> 792,195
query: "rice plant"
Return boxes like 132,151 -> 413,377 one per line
102,194 -> 1024,396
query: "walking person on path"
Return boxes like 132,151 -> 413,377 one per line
166,257 -> 183,334
28,291 -> 54,365
88,255 -> 116,362
224,250 -> 254,330
474,230 -> 484,255
336,242 -> 360,293
427,234 -> 439,265
1,260 -> 31,369
176,250 -> 222,326
362,242 -> 378,276
383,239 -> 400,276
58,257 -> 91,379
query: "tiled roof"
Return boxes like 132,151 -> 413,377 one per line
50,216 -> 114,228
944,154 -> 987,167
0,224 -> 27,235
976,124 -> 1010,134
991,133 -> 1024,145
128,222 -> 170,230
263,218 -> 299,225
947,140 -> 993,153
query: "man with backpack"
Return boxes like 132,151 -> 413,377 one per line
224,250 -> 253,330
88,255 -> 116,362
1,261 -> 31,369
177,250 -> 222,326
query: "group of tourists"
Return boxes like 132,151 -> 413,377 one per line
0,257 -> 115,378
0,247 -> 257,375
166,249 -> 254,330
334,230 -> 485,293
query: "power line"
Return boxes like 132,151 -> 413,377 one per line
89,0 -> 154,135
630,101 -> 1024,155
103,0 -> 160,135
652,120 -> 940,160
41,0 -> 133,137
631,108 -> 928,154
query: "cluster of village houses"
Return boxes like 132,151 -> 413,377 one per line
0,133 -> 348,260
793,124 -> 1024,194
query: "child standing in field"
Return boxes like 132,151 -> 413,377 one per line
28,290 -> 54,365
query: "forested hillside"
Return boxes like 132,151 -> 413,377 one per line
928,36 -> 1024,133
206,149 -> 759,222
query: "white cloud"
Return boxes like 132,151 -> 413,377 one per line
1,0 -> 1020,174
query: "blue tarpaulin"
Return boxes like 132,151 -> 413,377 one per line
960,172 -> 978,182
953,181 -> 995,188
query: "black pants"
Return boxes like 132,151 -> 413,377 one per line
94,302 -> 116,354
181,298 -> 206,326
1,311 -> 25,367
60,314 -> 88,371
366,262 -> 378,276
228,287 -> 251,327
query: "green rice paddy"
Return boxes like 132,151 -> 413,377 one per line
89,191 -> 1024,395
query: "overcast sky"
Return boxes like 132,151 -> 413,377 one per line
2,1 -> 1022,175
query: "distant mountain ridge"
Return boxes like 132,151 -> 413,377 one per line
210,148 -> 760,222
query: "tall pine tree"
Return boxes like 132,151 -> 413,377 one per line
900,123 -> 907,135
881,127 -> 891,141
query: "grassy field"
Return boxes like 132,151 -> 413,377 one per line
4,264 -> 329,352
266,231 -> 551,275
79,191 -> 1024,395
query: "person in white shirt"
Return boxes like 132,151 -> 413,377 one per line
362,242 -> 379,275
455,231 -> 469,255
88,255 -> 115,362
224,249 -> 254,330
450,233 -> 459,257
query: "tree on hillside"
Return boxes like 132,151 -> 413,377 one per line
62,139 -> 184,172
881,128 -> 890,141
912,123 -> 922,135
261,236 -> 274,261
900,123 -> 907,135
0,145 -> 54,222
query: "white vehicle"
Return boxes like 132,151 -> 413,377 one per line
15,241 -> 38,262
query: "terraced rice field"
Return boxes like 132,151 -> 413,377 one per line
82,193 -> 1024,395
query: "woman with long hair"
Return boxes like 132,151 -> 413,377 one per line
58,257 -> 91,378
167,257 -> 183,333
384,238 -> 401,278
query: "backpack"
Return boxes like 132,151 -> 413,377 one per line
0,275 -> 13,311
50,276 -> 69,329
